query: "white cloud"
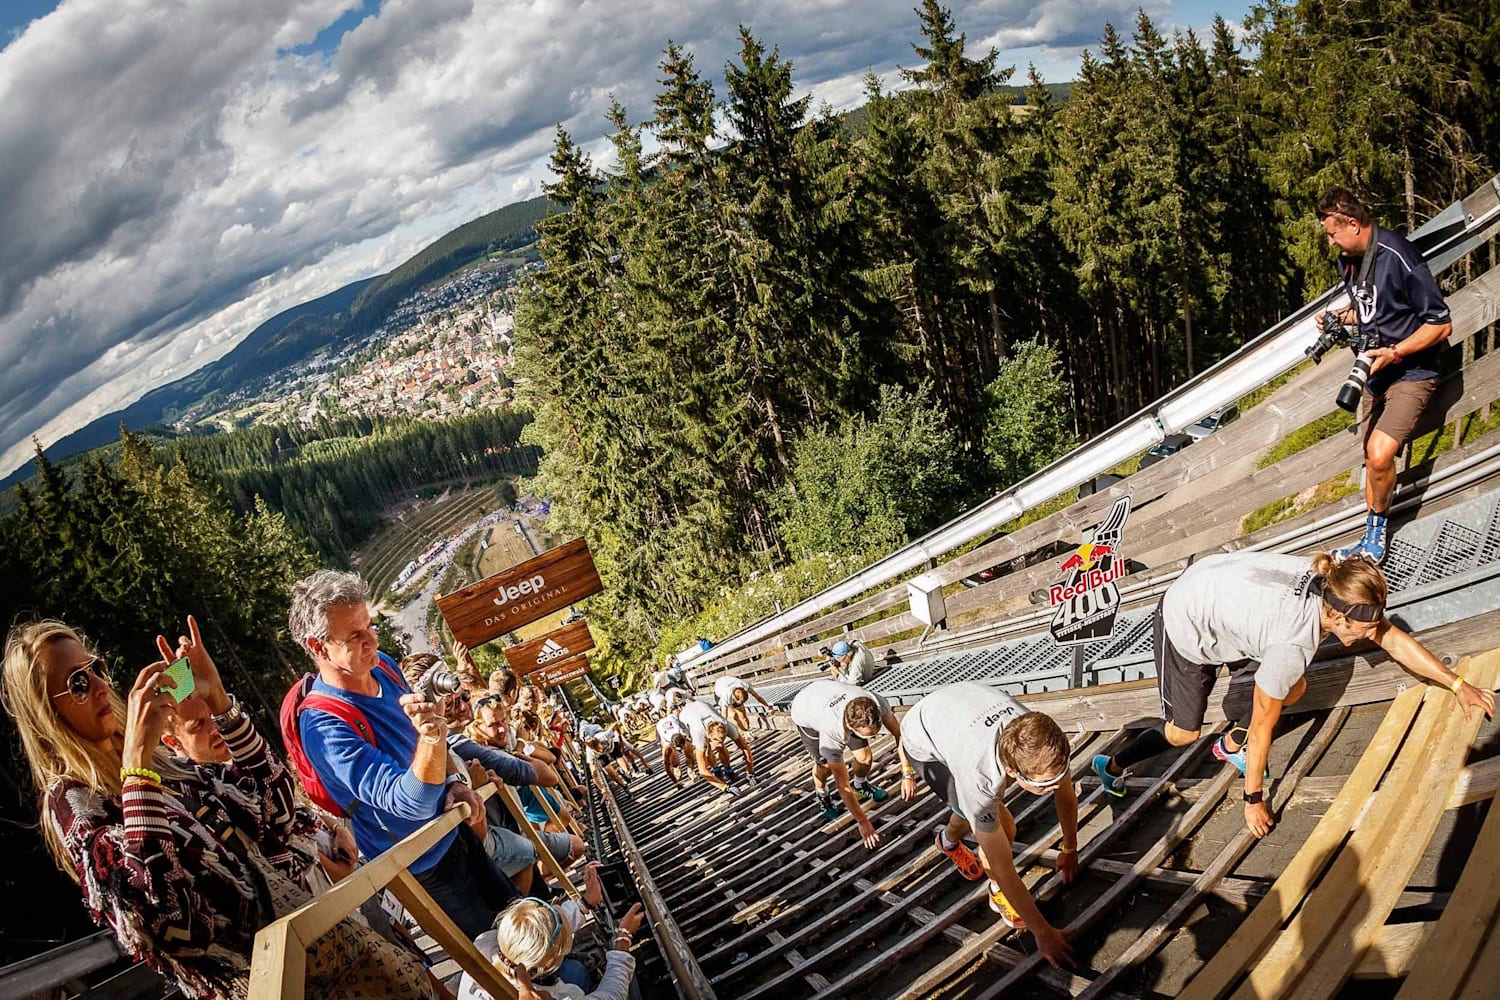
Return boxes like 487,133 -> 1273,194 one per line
0,0 -> 1206,477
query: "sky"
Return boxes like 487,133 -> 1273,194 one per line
0,0 -> 1252,478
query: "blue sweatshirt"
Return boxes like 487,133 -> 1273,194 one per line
300,663 -> 454,873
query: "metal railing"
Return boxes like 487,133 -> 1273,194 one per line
678,173 -> 1500,678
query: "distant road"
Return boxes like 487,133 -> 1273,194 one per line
385,509 -> 545,654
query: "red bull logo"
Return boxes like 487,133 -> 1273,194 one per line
1057,542 -> 1114,575
1049,562 -> 1128,605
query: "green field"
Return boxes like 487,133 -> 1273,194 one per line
355,482 -> 510,595
477,520 -> 536,578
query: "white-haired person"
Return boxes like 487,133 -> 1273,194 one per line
1,617 -> 433,999
459,863 -> 646,1000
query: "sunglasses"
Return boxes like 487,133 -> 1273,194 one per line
51,657 -> 110,703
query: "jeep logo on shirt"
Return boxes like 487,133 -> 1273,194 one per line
983,706 -> 1019,728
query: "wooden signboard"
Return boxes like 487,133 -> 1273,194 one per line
504,620 -> 596,676
538,659 -> 592,687
436,537 -> 604,648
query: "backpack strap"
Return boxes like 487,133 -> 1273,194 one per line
301,691 -> 378,744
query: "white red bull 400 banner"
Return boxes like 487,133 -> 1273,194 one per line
1048,495 -> 1131,646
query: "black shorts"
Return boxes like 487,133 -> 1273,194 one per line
1153,604 -> 1258,733
797,724 -> 870,764
913,756 -> 964,818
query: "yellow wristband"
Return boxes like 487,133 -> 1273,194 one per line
1058,844 -> 1077,855
1450,675 -> 1466,695
121,767 -> 162,786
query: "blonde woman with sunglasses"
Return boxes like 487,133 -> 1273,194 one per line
1,617 -> 433,999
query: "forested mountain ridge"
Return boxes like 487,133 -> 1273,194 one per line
4,194 -> 551,491
514,1 -> 1500,676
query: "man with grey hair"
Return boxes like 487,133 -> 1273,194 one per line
288,569 -> 521,938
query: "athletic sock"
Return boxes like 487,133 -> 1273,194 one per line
938,831 -> 959,852
1114,727 -> 1173,770
850,776 -> 870,791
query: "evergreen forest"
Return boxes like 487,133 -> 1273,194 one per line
513,0 -> 1500,667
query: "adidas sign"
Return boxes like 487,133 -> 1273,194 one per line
537,638 -> 572,664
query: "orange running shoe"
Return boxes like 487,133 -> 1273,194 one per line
935,830 -> 984,880
987,881 -> 1026,930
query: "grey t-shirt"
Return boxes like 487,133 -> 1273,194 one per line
1161,552 -> 1323,700
901,682 -> 1026,834
714,676 -> 752,708
789,679 -> 892,759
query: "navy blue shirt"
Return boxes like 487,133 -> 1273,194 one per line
1338,227 -> 1450,394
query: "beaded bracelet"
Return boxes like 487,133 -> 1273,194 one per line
121,767 -> 162,786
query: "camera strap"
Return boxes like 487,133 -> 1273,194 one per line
1349,224 -> 1380,332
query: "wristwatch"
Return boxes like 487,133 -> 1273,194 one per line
213,694 -> 244,726
1243,790 -> 1264,805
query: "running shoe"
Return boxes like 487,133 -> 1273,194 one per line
1334,512 -> 1388,564
935,830 -> 984,881
987,880 -> 1027,929
819,796 -> 840,821
1212,734 -> 1270,779
861,784 -> 889,803
1093,754 -> 1127,798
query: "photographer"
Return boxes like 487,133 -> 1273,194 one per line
289,570 -> 517,938
1316,188 -> 1453,562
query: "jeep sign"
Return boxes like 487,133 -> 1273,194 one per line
502,619 -> 596,675
437,537 -> 604,647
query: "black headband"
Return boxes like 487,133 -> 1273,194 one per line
1312,575 -> 1384,623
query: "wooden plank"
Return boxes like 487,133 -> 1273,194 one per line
1353,922 -> 1433,979
1075,708 -> 1349,1000
1178,685 -> 1425,1000
1393,758 -> 1500,997
1457,910 -> 1500,1000
494,782 -> 581,899
1239,651 -> 1500,999
898,731 -> 1217,1000
389,869 -> 518,1000
247,919 -> 305,1000
1446,755 -> 1500,809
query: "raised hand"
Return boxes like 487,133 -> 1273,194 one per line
122,662 -> 179,770
155,615 -> 227,714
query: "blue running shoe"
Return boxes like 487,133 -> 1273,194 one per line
1213,734 -> 1270,779
818,794 -> 840,821
1093,754 -> 1127,798
854,782 -> 888,803
1335,511 -> 1388,564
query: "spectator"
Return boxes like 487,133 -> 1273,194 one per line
398,653 -> 581,893
289,570 -> 514,939
2,617 -> 433,999
460,865 -> 645,1000
489,666 -> 519,701
826,639 -> 876,684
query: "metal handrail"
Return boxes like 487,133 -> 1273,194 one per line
594,768 -> 718,1000
679,174 -> 1500,676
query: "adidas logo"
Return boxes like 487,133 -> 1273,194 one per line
537,638 -> 572,664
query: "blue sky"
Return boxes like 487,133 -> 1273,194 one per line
0,0 -> 1258,477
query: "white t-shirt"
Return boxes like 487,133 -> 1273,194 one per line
901,682 -> 1026,834
656,715 -> 687,747
788,679 -> 891,759
714,676 -> 752,708
678,700 -> 732,752
649,691 -> 666,711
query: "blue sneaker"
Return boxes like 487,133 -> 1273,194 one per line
1335,511 -> 1388,564
854,783 -> 888,803
818,795 -> 840,821
1212,734 -> 1270,779
1093,754 -> 1127,798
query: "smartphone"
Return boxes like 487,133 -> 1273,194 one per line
162,656 -> 196,703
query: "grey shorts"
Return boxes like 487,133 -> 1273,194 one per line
797,724 -> 869,764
